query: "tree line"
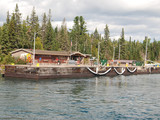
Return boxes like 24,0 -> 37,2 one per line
0,4 -> 160,63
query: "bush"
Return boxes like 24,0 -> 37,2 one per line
2,54 -> 15,65
1,54 -> 28,65
15,58 -> 28,65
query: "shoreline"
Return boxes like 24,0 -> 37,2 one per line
4,64 -> 160,79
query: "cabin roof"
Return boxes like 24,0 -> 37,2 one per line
113,60 -> 136,63
10,48 -> 91,57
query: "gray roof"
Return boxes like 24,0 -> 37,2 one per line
11,49 -> 91,57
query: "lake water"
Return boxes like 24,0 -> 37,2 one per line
0,74 -> 160,120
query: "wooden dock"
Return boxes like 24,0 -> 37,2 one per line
3,64 -> 160,79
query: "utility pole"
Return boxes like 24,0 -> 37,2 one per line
118,43 -> 121,60
33,30 -> 45,65
91,38 -> 93,56
113,46 -> 115,60
97,42 -> 100,66
33,32 -> 36,65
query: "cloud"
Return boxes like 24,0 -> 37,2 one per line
0,0 -> 160,41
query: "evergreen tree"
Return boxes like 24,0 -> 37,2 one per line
27,7 -> 40,49
6,11 -> 10,25
54,26 -> 60,51
59,18 -> 70,51
0,27 -> 2,42
71,16 -> 80,51
30,7 -> 39,32
35,37 -> 43,49
1,24 -> 10,55
26,15 -> 30,26
22,20 -> 30,48
44,9 -> 56,50
119,28 -> 126,59
79,16 -> 87,52
14,4 -> 23,48
41,13 -> 47,46
71,16 -> 87,52
127,37 -> 133,60
0,27 -> 2,55
8,13 -> 17,49
44,18 -> 54,50
153,39 -> 159,60
93,28 -> 100,40
79,16 -> 87,35
102,24 -> 112,60
91,29 -> 101,57
104,24 -> 110,41
1,5 -> 160,62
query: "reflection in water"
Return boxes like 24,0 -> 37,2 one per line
0,75 -> 160,119
71,81 -> 86,95
95,76 -> 128,89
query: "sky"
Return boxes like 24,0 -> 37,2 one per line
0,0 -> 160,41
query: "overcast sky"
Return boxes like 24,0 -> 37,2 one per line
0,0 -> 160,41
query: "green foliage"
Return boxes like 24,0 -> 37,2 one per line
1,24 -> 11,55
8,13 -> 17,49
1,54 -> 28,65
70,16 -> 87,52
44,10 -> 56,50
15,58 -> 28,65
0,3 -> 160,64
119,28 -> 126,59
58,18 -> 70,51
35,37 -> 43,50
2,54 -> 15,64
41,13 -> 47,46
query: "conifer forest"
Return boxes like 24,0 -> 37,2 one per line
0,4 -> 160,63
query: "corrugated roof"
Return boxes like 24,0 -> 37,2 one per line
10,49 -> 91,57
35,50 -> 70,56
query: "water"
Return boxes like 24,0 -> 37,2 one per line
0,74 -> 160,120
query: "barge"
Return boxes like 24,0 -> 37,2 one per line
4,65 -> 160,79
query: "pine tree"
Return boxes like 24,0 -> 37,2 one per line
103,24 -> 112,60
0,34 -> 1,58
44,18 -> 54,50
27,7 -> 40,49
41,13 -> 47,46
6,11 -> 10,25
91,29 -> 100,58
59,18 -> 69,51
30,7 -> 39,32
128,37 -> 133,60
8,13 -> 17,49
71,16 -> 80,51
71,16 -> 87,52
44,9 -> 55,50
1,24 -> 11,55
79,16 -> 87,35
79,16 -> 87,52
14,4 -> 23,48
93,28 -> 100,40
0,27 -> 2,42
35,37 -> 43,49
22,20 -> 30,48
54,26 -> 60,51
104,24 -> 110,41
119,28 -> 126,59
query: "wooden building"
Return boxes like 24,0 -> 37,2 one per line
10,49 -> 91,65
109,60 -> 136,66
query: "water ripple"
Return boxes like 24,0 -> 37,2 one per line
0,74 -> 160,119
